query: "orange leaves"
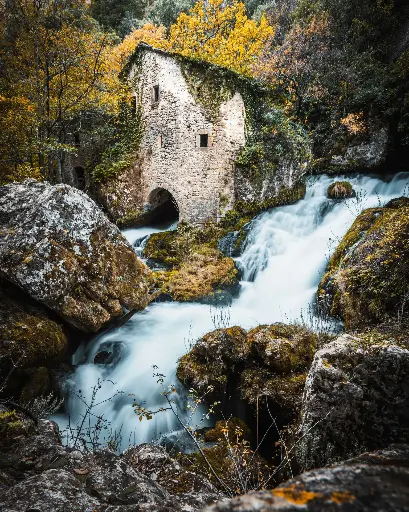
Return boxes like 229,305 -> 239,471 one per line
340,112 -> 367,135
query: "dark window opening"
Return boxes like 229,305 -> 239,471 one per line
74,166 -> 86,190
200,133 -> 209,148
132,95 -> 138,115
74,132 -> 80,147
153,85 -> 160,102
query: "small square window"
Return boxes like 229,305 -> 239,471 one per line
200,133 -> 209,148
153,85 -> 160,102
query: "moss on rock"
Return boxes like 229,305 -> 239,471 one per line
177,323 -> 318,441
0,294 -> 67,369
318,198 -> 409,328
327,181 -> 355,199
177,326 -> 248,397
155,250 -> 239,303
248,323 -> 318,374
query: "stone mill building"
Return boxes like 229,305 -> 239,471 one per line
92,43 -> 305,226
127,43 -> 247,224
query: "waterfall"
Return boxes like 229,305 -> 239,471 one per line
55,173 -> 409,451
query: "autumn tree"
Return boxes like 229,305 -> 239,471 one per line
0,0 -> 124,183
167,0 -> 274,76
113,22 -> 168,69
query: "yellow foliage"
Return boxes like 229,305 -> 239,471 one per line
115,1 -> 274,77
168,0 -> 274,76
340,112 -> 367,135
114,23 -> 168,69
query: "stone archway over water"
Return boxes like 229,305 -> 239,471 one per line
146,187 -> 179,224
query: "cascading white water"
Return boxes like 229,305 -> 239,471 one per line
56,173 -> 409,451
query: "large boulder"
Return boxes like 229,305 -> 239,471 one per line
296,333 -> 409,471
0,413 -> 219,511
0,281 -> 68,401
177,323 -> 318,429
0,180 -> 155,332
318,198 -> 409,328
204,444 -> 409,511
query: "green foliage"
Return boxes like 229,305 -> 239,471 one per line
92,101 -> 145,183
146,0 -> 195,28
91,0 -> 148,36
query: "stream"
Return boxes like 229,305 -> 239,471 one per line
55,172 -> 409,451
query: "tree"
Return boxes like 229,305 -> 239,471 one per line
113,22 -> 167,69
90,0 -> 148,36
146,0 -> 195,28
167,0 -> 274,76
0,0 -> 125,182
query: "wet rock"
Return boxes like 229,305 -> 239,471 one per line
248,324 -> 318,374
0,180 -> 155,332
0,415 -> 219,511
177,324 -> 319,445
330,126 -> 389,171
204,444 -> 409,512
0,285 -> 67,400
296,333 -> 409,471
217,222 -> 251,258
177,327 -> 249,398
94,341 -> 128,365
327,181 -> 355,199
317,198 -> 409,327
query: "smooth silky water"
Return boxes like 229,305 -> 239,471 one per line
55,173 -> 409,450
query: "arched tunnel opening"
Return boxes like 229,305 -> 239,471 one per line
147,188 -> 179,226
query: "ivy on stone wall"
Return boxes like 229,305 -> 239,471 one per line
91,100 -> 145,183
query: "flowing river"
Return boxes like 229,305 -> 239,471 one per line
56,173 -> 409,451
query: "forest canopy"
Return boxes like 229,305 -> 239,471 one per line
1,0 -> 409,185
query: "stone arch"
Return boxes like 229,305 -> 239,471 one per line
145,187 -> 179,224
74,166 -> 86,190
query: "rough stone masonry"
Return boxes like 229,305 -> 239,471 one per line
129,44 -> 246,224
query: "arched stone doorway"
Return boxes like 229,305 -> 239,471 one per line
146,188 -> 179,224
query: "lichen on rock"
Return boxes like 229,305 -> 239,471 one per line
296,332 -> 409,471
0,180 -> 156,332
317,197 -> 409,328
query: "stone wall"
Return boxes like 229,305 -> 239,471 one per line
129,47 -> 246,224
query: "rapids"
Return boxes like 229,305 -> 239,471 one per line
56,173 -> 409,451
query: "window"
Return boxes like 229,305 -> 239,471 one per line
158,134 -> 163,148
153,85 -> 160,103
132,95 -> 138,115
199,133 -> 209,148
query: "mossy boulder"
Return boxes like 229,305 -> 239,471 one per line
177,323 -> 318,425
143,231 -> 180,267
155,249 -> 240,303
297,332 -> 409,470
0,180 -> 156,332
0,295 -> 67,369
248,324 -> 318,374
177,326 -> 248,397
317,198 -> 409,328
0,287 -> 67,400
327,181 -> 355,199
